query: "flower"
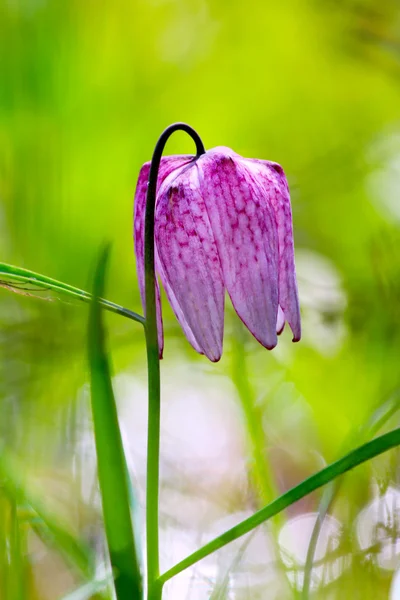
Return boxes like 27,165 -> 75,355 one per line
134,146 -> 300,362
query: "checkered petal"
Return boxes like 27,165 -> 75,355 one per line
198,148 -> 279,350
133,156 -> 192,357
243,158 -> 301,342
155,164 -> 224,361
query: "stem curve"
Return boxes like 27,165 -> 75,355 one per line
143,123 -> 205,600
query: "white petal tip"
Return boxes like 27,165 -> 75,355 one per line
277,322 -> 285,336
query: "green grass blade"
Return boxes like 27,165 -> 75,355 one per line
88,245 -> 142,600
158,426 -> 400,584
0,262 -> 144,325
301,389 -> 400,599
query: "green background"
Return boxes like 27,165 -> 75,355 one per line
1,0 -> 400,598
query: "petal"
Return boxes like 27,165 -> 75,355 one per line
155,164 -> 225,362
244,159 -> 301,342
276,306 -> 285,335
155,246 -> 203,355
133,156 -> 193,357
198,150 -> 279,350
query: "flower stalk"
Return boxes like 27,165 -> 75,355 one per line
143,124 -> 205,600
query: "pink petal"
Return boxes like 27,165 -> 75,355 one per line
154,246 -> 203,355
244,159 -> 301,342
133,156 -> 193,357
155,165 -> 225,362
199,149 -> 279,350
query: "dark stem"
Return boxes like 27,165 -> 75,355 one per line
143,123 -> 205,600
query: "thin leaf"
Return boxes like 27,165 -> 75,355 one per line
0,262 -> 144,325
302,389 -> 400,599
88,245 -> 142,600
158,425 -> 400,584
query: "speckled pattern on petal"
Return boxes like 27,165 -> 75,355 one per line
133,155 -> 193,357
154,245 -> 203,355
155,164 -> 225,362
198,149 -> 279,350
133,145 -> 300,360
243,158 -> 301,342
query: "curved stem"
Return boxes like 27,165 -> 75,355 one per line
143,123 -> 205,600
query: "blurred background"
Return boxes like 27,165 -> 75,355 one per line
1,0 -> 400,598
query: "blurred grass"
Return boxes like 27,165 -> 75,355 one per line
0,0 -> 400,597
0,448 -> 93,578
88,246 -> 142,599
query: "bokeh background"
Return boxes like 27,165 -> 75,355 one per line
1,0 -> 400,598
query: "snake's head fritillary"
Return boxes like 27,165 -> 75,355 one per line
134,147 -> 300,362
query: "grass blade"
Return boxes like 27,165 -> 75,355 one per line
0,262 -> 144,325
158,425 -> 400,584
301,389 -> 400,599
88,245 -> 142,600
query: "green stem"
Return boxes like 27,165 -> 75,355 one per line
143,123 -> 205,600
144,326 -> 161,596
0,262 -> 144,325
147,580 -> 163,600
158,425 -> 400,584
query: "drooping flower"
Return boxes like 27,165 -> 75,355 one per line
134,146 -> 300,362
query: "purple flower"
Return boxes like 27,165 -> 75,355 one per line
134,146 -> 301,362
